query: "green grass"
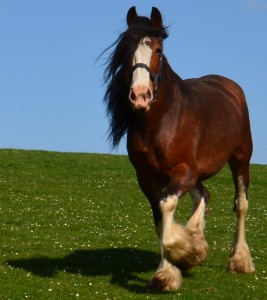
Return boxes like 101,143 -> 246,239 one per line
0,149 -> 266,299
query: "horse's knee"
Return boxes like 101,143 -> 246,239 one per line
160,194 -> 178,213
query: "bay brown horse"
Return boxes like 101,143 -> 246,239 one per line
103,6 -> 255,291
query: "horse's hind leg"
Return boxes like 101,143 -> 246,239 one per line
228,158 -> 255,273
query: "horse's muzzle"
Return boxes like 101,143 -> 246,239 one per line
129,86 -> 153,111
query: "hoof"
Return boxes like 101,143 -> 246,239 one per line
228,254 -> 255,273
228,244 -> 255,273
148,262 -> 182,291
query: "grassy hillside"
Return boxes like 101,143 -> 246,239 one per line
0,149 -> 266,299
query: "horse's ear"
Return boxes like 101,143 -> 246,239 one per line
127,6 -> 138,26
151,7 -> 163,30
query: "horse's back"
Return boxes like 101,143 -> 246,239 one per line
184,74 -> 251,135
185,74 -> 247,108
183,75 -> 252,178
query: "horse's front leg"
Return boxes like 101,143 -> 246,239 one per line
186,184 -> 209,265
149,194 -> 184,291
160,185 -> 209,269
149,192 -> 206,291
149,176 -> 209,291
135,171 -> 185,291
160,194 -> 201,270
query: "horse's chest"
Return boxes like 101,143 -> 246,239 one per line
141,146 -> 158,167
127,128 -> 172,177
130,140 -> 165,174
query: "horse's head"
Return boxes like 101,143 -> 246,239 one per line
127,7 -> 167,111
102,7 -> 168,147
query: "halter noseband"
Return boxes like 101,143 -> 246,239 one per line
128,54 -> 163,102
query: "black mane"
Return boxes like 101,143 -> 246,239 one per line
103,16 -> 168,148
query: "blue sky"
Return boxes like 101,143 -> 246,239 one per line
0,0 -> 266,164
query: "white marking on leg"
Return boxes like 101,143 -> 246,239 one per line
159,194 -> 196,270
160,195 -> 179,247
149,228 -> 183,291
149,257 -> 182,291
228,176 -> 255,273
235,176 -> 248,242
187,187 -> 209,264
187,194 -> 206,233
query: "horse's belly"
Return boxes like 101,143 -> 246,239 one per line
196,153 -> 229,181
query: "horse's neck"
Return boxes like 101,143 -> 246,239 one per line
151,64 -> 184,118
162,59 -> 185,93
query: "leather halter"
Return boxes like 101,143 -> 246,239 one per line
128,54 -> 163,102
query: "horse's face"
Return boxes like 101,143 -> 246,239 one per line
126,6 -> 165,111
128,36 -> 163,111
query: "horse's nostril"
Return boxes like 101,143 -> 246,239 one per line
147,89 -> 152,100
129,90 -> 136,101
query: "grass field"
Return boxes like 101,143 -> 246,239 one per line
0,149 -> 266,299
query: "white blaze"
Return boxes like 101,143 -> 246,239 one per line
131,37 -> 152,88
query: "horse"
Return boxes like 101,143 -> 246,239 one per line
103,6 -> 255,291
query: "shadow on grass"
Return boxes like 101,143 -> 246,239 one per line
7,247 -> 165,294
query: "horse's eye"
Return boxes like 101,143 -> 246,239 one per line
155,48 -> 162,56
